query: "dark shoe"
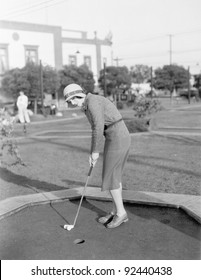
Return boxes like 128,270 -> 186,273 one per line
106,213 -> 128,229
98,213 -> 114,224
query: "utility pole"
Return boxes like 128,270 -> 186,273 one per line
150,66 -> 153,98
187,66 -> 191,104
39,60 -> 44,113
103,60 -> 107,97
168,34 -> 173,65
113,57 -> 121,66
111,50 -> 114,66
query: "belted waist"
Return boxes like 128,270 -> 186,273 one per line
104,118 -> 123,131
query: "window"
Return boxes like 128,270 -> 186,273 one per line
24,45 -> 38,64
84,56 -> 91,70
69,55 -> 77,66
0,44 -> 9,75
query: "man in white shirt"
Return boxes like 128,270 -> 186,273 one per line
17,91 -> 30,133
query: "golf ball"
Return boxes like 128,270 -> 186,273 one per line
64,224 -> 74,231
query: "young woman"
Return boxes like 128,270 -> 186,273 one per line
64,84 -> 131,229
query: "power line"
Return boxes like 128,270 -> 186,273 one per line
113,57 -> 123,66
0,0 -> 55,18
175,60 -> 200,66
115,34 -> 167,46
117,46 -> 201,61
174,28 -> 201,37
116,28 -> 201,47
0,0 -> 54,17
118,53 -> 201,66
0,0 -> 67,19
120,51 -> 170,60
173,48 -> 201,54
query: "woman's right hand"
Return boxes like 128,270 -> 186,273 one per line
89,152 -> 99,167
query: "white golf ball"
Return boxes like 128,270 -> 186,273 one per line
64,224 -> 74,231
67,225 -> 74,231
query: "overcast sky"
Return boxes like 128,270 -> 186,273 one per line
1,0 -> 201,73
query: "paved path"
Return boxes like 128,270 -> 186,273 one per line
1,187 -> 201,223
0,188 -> 200,260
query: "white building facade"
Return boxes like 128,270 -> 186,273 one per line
0,20 -> 112,85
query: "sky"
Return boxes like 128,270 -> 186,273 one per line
1,0 -> 201,73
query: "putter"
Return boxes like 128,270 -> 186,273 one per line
64,165 -> 93,231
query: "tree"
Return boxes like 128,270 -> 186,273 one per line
1,68 -> 30,99
130,64 -> 151,84
1,62 -> 60,101
194,74 -> 201,98
42,65 -> 60,96
77,64 -> 95,93
58,64 -> 95,98
98,66 -> 131,96
153,64 -> 189,92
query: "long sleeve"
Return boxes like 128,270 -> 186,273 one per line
85,97 -> 105,153
16,97 -> 20,107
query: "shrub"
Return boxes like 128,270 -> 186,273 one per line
133,97 -> 162,118
116,101 -> 124,110
124,118 -> 149,133
126,100 -> 134,107
0,108 -> 25,167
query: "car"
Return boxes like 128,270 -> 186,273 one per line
178,87 -> 199,100
178,88 -> 199,101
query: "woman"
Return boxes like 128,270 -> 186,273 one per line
64,84 -> 131,229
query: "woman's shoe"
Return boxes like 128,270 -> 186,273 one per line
106,213 -> 128,229
98,213 -> 114,224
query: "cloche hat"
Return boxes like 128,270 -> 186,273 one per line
63,84 -> 85,101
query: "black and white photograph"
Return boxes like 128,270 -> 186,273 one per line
0,0 -> 201,277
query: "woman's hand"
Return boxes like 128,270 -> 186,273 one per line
89,152 -> 99,167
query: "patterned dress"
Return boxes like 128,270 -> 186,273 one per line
82,93 -> 131,191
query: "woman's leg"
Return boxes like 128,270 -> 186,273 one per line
98,183 -> 122,224
106,183 -> 128,228
109,183 -> 126,217
106,191 -> 116,214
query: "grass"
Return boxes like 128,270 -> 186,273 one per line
0,100 -> 201,201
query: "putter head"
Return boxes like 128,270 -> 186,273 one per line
64,224 -> 74,231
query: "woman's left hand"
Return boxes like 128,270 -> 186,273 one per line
89,152 -> 99,167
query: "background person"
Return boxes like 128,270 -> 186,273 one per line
16,91 -> 30,133
63,83 -> 131,229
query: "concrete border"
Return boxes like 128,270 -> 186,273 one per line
0,187 -> 201,224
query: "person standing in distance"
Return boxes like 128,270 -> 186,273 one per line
16,91 -> 30,133
63,84 -> 131,229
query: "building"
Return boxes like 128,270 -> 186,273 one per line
0,20 -> 112,85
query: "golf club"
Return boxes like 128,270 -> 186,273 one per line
64,165 -> 93,231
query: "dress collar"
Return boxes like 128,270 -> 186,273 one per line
81,93 -> 91,112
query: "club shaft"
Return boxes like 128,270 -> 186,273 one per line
73,166 -> 93,226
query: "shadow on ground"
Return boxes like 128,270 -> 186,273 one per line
0,167 -> 67,193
